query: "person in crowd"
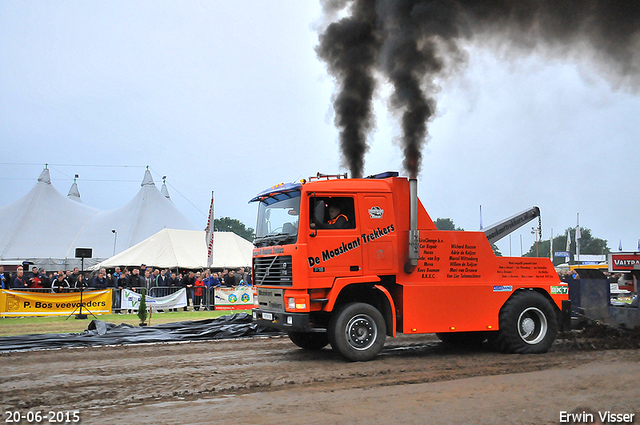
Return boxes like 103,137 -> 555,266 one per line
181,271 -> 195,311
92,269 -> 109,289
65,270 -> 76,288
142,269 -> 154,292
75,273 -> 89,290
12,266 -> 27,289
202,269 -> 213,310
167,271 -> 179,312
156,268 -> 169,290
0,266 -> 7,289
154,269 -> 169,310
106,270 -> 117,306
200,269 -> 211,310
237,267 -> 247,284
27,266 -> 43,289
128,268 -> 141,291
208,272 -> 222,310
51,272 -> 70,293
111,267 -> 122,287
210,272 -> 222,288
220,269 -> 229,285
115,269 -> 130,313
225,270 -> 237,287
117,269 -> 130,288
236,268 -> 249,285
125,269 -> 143,314
39,268 -> 51,289
246,269 -> 253,286
68,267 -> 80,287
193,271 -> 205,311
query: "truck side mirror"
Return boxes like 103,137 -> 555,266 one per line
309,194 -> 322,237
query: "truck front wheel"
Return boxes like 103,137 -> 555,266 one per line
328,302 -> 386,362
493,290 -> 558,354
288,331 -> 329,350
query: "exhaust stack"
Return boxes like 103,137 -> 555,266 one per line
404,178 -> 419,274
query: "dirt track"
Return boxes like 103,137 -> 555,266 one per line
1,331 -> 639,425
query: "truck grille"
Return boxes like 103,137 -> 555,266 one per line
253,255 -> 293,286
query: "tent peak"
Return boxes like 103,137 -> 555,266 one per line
68,177 -> 82,203
141,168 -> 155,187
37,167 -> 51,184
161,176 -> 171,200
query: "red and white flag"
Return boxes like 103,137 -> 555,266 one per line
205,191 -> 215,268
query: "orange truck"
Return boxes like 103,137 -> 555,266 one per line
250,172 -> 570,361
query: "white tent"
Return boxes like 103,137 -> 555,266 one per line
0,168 -> 100,264
0,167 -> 200,270
73,169 -> 198,259
91,229 -> 253,270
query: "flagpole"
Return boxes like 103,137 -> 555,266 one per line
566,229 -> 571,264
550,228 -> 553,264
575,213 -> 581,263
206,191 -> 215,268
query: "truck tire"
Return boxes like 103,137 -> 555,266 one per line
288,331 -> 329,350
493,290 -> 558,354
328,302 -> 386,362
436,331 -> 487,347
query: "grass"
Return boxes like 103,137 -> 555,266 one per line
0,309 -> 252,337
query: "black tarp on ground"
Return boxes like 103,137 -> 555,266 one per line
0,313 -> 283,352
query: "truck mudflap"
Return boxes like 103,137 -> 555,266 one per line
561,300 -> 572,332
252,309 -> 321,332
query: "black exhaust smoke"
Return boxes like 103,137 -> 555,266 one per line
317,0 -> 640,179
316,0 -> 381,179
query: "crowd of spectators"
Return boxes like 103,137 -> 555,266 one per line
0,264 -> 253,311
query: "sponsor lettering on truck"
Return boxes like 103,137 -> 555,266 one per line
250,172 -> 570,361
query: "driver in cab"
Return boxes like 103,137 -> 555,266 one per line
311,202 -> 348,229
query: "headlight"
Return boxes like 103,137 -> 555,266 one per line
288,297 -> 307,310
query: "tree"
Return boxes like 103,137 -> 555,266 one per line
138,288 -> 148,326
214,217 -> 255,242
434,217 -> 501,256
523,226 -> 610,265
433,218 -> 463,231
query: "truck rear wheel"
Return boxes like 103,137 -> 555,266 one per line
328,302 -> 386,362
288,331 -> 329,350
493,290 -> 558,354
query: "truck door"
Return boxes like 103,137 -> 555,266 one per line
307,195 -> 363,278
359,194 -> 397,273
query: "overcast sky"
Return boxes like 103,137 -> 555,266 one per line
1,1 -> 639,258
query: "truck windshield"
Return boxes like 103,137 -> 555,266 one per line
254,195 -> 300,247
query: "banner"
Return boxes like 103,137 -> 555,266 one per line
608,253 -> 640,272
0,289 -> 112,317
121,288 -> 187,311
214,287 -> 257,310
